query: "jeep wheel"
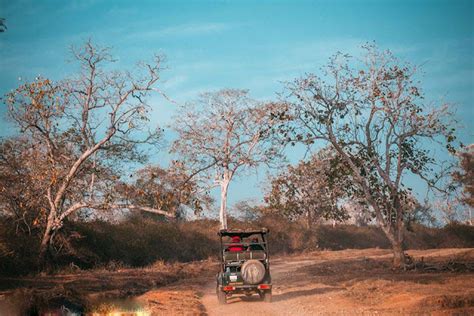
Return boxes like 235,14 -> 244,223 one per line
263,290 -> 272,303
216,288 -> 227,304
241,259 -> 266,284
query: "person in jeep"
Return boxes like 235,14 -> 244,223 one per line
248,237 -> 264,251
227,235 -> 244,252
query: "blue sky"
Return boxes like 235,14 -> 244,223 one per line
1,0 -> 473,213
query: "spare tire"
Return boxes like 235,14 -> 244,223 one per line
241,260 -> 265,284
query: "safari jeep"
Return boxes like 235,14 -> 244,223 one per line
216,228 -> 272,304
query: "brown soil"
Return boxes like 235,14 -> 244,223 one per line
0,259 -> 216,315
1,248 -> 473,315
200,248 -> 474,316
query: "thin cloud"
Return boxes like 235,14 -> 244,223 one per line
160,22 -> 231,36
162,75 -> 189,90
129,22 -> 232,41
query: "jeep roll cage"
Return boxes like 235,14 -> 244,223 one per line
217,228 -> 270,263
216,228 -> 272,304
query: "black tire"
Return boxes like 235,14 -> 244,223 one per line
263,290 -> 272,303
216,288 -> 227,305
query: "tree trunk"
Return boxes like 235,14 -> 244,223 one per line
378,222 -> 407,269
38,223 -> 53,265
382,225 -> 406,269
39,207 -> 57,264
219,179 -> 230,230
391,240 -> 405,269
392,200 -> 407,269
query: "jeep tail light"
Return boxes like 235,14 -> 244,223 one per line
258,284 -> 271,290
223,286 -> 235,291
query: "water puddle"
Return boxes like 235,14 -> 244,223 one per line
86,297 -> 149,315
0,294 -> 151,315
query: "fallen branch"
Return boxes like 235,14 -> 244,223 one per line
408,259 -> 474,272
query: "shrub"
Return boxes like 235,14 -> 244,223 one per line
1,213 -> 473,276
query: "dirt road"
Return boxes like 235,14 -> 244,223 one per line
201,256 -> 319,316
199,248 -> 474,315
1,248 -> 473,315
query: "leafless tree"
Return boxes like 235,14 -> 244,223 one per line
5,41 -> 169,262
342,200 -> 374,226
231,199 -> 263,222
0,137 -> 47,235
115,162 -> 213,219
171,89 -> 282,229
452,144 -> 473,224
277,44 -> 458,268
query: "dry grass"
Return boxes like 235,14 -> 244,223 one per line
1,215 -> 473,277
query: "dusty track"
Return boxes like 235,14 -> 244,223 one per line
201,256 -> 318,316
199,248 -> 474,315
1,248 -> 473,315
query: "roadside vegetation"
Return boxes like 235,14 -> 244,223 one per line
1,41 -> 473,276
1,213 -> 473,276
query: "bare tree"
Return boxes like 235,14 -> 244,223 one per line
277,45 -> 458,268
5,41 -> 168,262
342,200 -> 373,226
231,199 -> 263,222
115,163 -> 213,219
171,89 -> 282,229
434,199 -> 467,225
265,147 -> 349,228
0,137 -> 47,235
452,144 -> 473,224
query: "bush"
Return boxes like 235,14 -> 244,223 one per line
0,218 -> 40,276
68,216 -> 220,268
403,223 -> 474,249
1,213 -> 473,276
315,225 -> 391,250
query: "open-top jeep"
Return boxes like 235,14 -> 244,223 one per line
216,228 -> 272,304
